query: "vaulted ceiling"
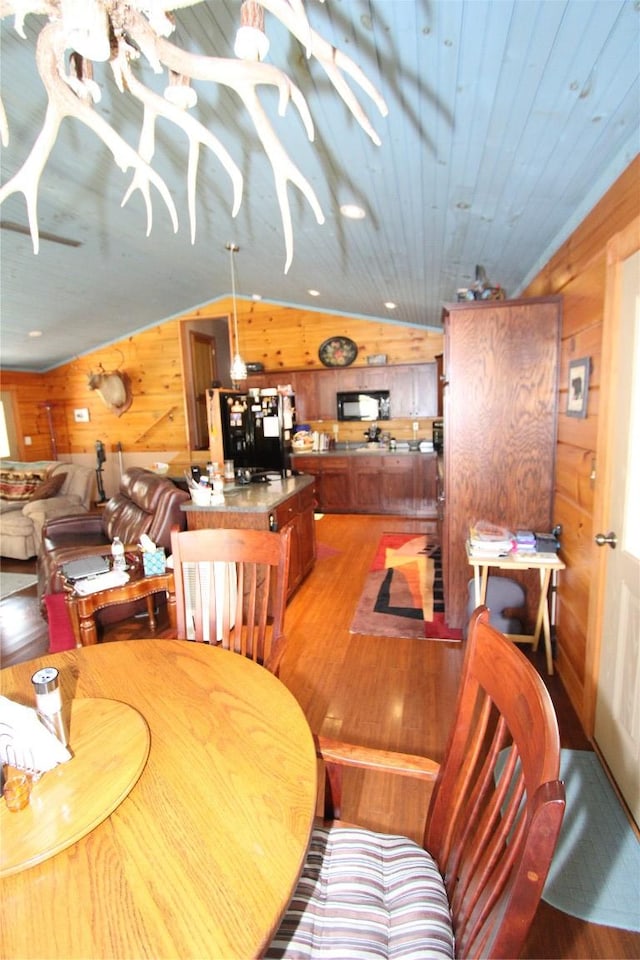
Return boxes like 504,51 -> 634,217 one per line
1,0 -> 638,372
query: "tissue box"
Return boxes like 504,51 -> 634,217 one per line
142,548 -> 167,576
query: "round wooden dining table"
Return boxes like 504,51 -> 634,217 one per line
0,640 -> 317,959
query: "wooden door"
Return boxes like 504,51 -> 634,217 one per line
593,231 -> 640,825
190,333 -> 217,450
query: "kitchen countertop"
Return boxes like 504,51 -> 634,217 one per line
291,446 -> 436,456
181,474 -> 314,513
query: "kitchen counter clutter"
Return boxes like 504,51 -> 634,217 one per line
182,475 -> 313,514
292,451 -> 437,518
182,475 -> 316,597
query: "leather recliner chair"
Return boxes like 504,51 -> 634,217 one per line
38,467 -> 190,623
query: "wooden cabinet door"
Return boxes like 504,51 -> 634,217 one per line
385,364 -> 437,418
272,485 -> 315,596
380,456 -> 415,513
335,366 -> 391,393
412,364 -> 438,417
351,457 -> 382,512
386,367 -> 413,418
315,370 -> 338,419
319,458 -> 351,511
290,372 -> 317,423
296,483 -> 317,580
414,454 -> 438,516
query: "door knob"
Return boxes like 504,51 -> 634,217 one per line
594,531 -> 617,548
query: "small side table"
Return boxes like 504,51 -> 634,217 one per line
66,570 -> 176,646
466,543 -> 565,675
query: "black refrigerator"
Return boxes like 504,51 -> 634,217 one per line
210,389 -> 295,476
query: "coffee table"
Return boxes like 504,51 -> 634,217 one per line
65,559 -> 176,645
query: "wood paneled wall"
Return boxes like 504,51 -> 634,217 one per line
1,322 -> 189,496
522,154 -> 640,731
176,298 -> 443,370
1,303 -> 442,497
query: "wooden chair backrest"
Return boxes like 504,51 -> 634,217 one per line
170,526 -> 291,674
425,607 -> 565,958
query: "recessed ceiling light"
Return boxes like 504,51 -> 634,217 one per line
28,330 -> 43,337
384,301 -> 396,310
340,204 -> 366,220
308,289 -> 320,297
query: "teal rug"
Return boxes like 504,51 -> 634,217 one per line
543,749 -> 640,931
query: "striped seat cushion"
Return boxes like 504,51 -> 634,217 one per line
268,825 -> 454,959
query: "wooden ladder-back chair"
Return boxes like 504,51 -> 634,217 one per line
268,607 -> 566,959
169,525 -> 291,674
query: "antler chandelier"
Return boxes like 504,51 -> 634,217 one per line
0,1 -> 388,272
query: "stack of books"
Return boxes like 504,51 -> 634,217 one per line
468,521 -> 515,558
514,530 -> 536,554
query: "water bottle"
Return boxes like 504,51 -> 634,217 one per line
111,536 -> 126,571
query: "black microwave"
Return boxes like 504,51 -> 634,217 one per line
337,390 -> 390,421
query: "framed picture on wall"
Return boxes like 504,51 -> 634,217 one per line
567,357 -> 591,418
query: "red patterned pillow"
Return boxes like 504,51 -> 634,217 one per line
0,469 -> 47,501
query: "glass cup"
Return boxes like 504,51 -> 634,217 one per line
224,459 -> 235,480
3,774 -> 31,812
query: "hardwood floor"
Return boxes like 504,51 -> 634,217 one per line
2,515 -> 639,959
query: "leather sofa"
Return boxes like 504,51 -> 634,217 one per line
1,460 -> 94,560
38,467 -> 190,622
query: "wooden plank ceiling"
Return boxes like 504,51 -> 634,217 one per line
0,0 -> 638,371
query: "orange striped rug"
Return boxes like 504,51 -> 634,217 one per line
350,533 -> 463,641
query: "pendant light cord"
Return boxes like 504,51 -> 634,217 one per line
227,241 -> 246,381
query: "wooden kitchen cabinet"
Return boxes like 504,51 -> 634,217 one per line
379,455 -> 416,513
292,453 -> 437,517
184,478 -> 316,599
272,481 -> 317,594
333,365 -> 389,393
248,363 -> 438,422
289,371 -> 318,422
441,296 -> 561,630
292,455 -> 351,512
351,457 -> 383,512
387,364 -> 438,418
318,458 -> 352,511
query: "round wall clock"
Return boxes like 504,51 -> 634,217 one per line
318,336 -> 358,367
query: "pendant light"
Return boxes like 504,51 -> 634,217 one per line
227,242 -> 247,382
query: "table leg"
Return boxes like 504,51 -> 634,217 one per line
146,596 -> 157,631
65,595 -> 83,648
479,567 -> 489,605
532,568 -> 553,675
77,610 -> 99,646
167,586 -> 177,633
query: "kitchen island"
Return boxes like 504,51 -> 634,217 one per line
181,475 -> 316,597
292,448 -> 437,517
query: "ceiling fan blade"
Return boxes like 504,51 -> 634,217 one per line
0,220 -> 82,248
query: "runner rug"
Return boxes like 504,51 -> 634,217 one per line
350,533 -> 463,641
0,571 -> 37,601
542,749 -> 640,931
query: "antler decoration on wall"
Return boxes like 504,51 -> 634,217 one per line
0,1 -> 388,272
